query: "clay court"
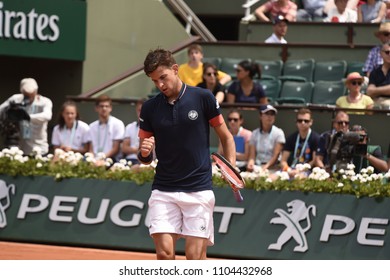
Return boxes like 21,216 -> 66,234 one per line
0,241 -> 189,260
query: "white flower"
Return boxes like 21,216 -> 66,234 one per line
32,146 -> 42,155
337,182 -> 344,188
338,169 -> 345,174
36,162 -> 43,168
360,168 -> 367,174
347,163 -> 355,170
366,166 -> 374,174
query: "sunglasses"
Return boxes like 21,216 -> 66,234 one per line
381,32 -> 390,37
235,69 -> 243,73
382,50 -> 390,55
296,119 -> 311,124
351,81 -> 362,86
206,72 -> 217,77
228,117 -> 239,122
337,121 -> 349,125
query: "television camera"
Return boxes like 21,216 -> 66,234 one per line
0,100 -> 30,147
326,131 -> 367,172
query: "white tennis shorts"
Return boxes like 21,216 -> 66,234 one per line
148,189 -> 215,246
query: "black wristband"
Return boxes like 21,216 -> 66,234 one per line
137,151 -> 153,164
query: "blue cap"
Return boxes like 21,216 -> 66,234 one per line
259,104 -> 277,114
272,15 -> 289,25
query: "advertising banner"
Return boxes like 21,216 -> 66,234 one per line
0,175 -> 389,259
0,0 -> 86,61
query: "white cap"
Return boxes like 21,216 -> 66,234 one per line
20,78 -> 38,94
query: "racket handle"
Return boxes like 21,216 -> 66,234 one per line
233,190 -> 243,202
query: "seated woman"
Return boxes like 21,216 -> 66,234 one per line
336,72 -> 374,114
247,104 -> 286,172
255,0 -> 298,22
196,62 -> 226,104
51,100 -> 91,154
357,0 -> 386,23
226,60 -> 268,105
217,109 -> 252,171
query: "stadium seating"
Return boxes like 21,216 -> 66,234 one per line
279,59 -> 315,82
220,57 -> 250,80
276,81 -> 314,105
311,81 -> 346,105
313,60 -> 347,82
255,60 -> 283,81
203,57 -> 222,69
260,79 -> 282,104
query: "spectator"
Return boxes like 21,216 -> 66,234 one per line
121,99 -> 145,166
350,124 -> 388,173
265,15 -> 289,44
255,0 -> 298,22
89,95 -> 125,162
226,60 -> 268,104
178,44 -> 231,86
367,41 -> 390,108
217,109 -> 252,171
247,104 -> 286,172
280,108 -> 320,176
323,0 -> 358,22
357,0 -> 386,23
323,0 -> 360,14
385,0 -> 390,20
297,0 -> 327,21
51,101 -> 91,154
196,63 -> 226,104
315,110 -> 350,171
0,78 -> 52,155
336,72 -> 374,113
363,22 -> 390,76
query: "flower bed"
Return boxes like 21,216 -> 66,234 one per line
1,147 -> 389,198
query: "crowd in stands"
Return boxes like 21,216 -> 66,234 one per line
0,38 -> 389,179
253,0 -> 390,23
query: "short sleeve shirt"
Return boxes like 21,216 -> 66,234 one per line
250,125 -> 285,165
283,130 -> 320,166
139,84 -> 223,192
89,115 -> 125,155
123,121 -> 139,160
51,120 -> 91,150
227,81 -> 266,103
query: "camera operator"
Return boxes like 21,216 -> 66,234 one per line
315,110 -> 350,172
0,78 -> 52,155
350,125 -> 388,173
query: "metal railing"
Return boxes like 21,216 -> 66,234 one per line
165,0 -> 217,42
242,0 -> 261,22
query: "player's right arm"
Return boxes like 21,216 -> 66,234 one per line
138,136 -> 155,164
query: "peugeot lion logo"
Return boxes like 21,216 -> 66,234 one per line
0,180 -> 16,228
268,199 -> 316,252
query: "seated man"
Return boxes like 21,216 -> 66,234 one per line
367,41 -> 390,109
265,15 -> 289,44
350,125 -> 388,174
178,44 -> 231,86
316,110 -> 350,172
280,108 -> 320,177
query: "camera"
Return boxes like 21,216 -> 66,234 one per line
0,100 -> 30,147
326,131 -> 367,172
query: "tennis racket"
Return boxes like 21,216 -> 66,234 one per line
211,152 -> 245,202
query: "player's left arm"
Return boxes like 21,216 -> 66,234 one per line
214,121 -> 236,167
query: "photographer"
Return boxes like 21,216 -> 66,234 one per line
0,78 -> 52,155
315,110 -> 350,172
350,125 -> 388,174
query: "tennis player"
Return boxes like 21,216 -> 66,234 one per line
138,48 -> 236,260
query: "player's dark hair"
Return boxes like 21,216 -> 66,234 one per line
144,48 -> 176,76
